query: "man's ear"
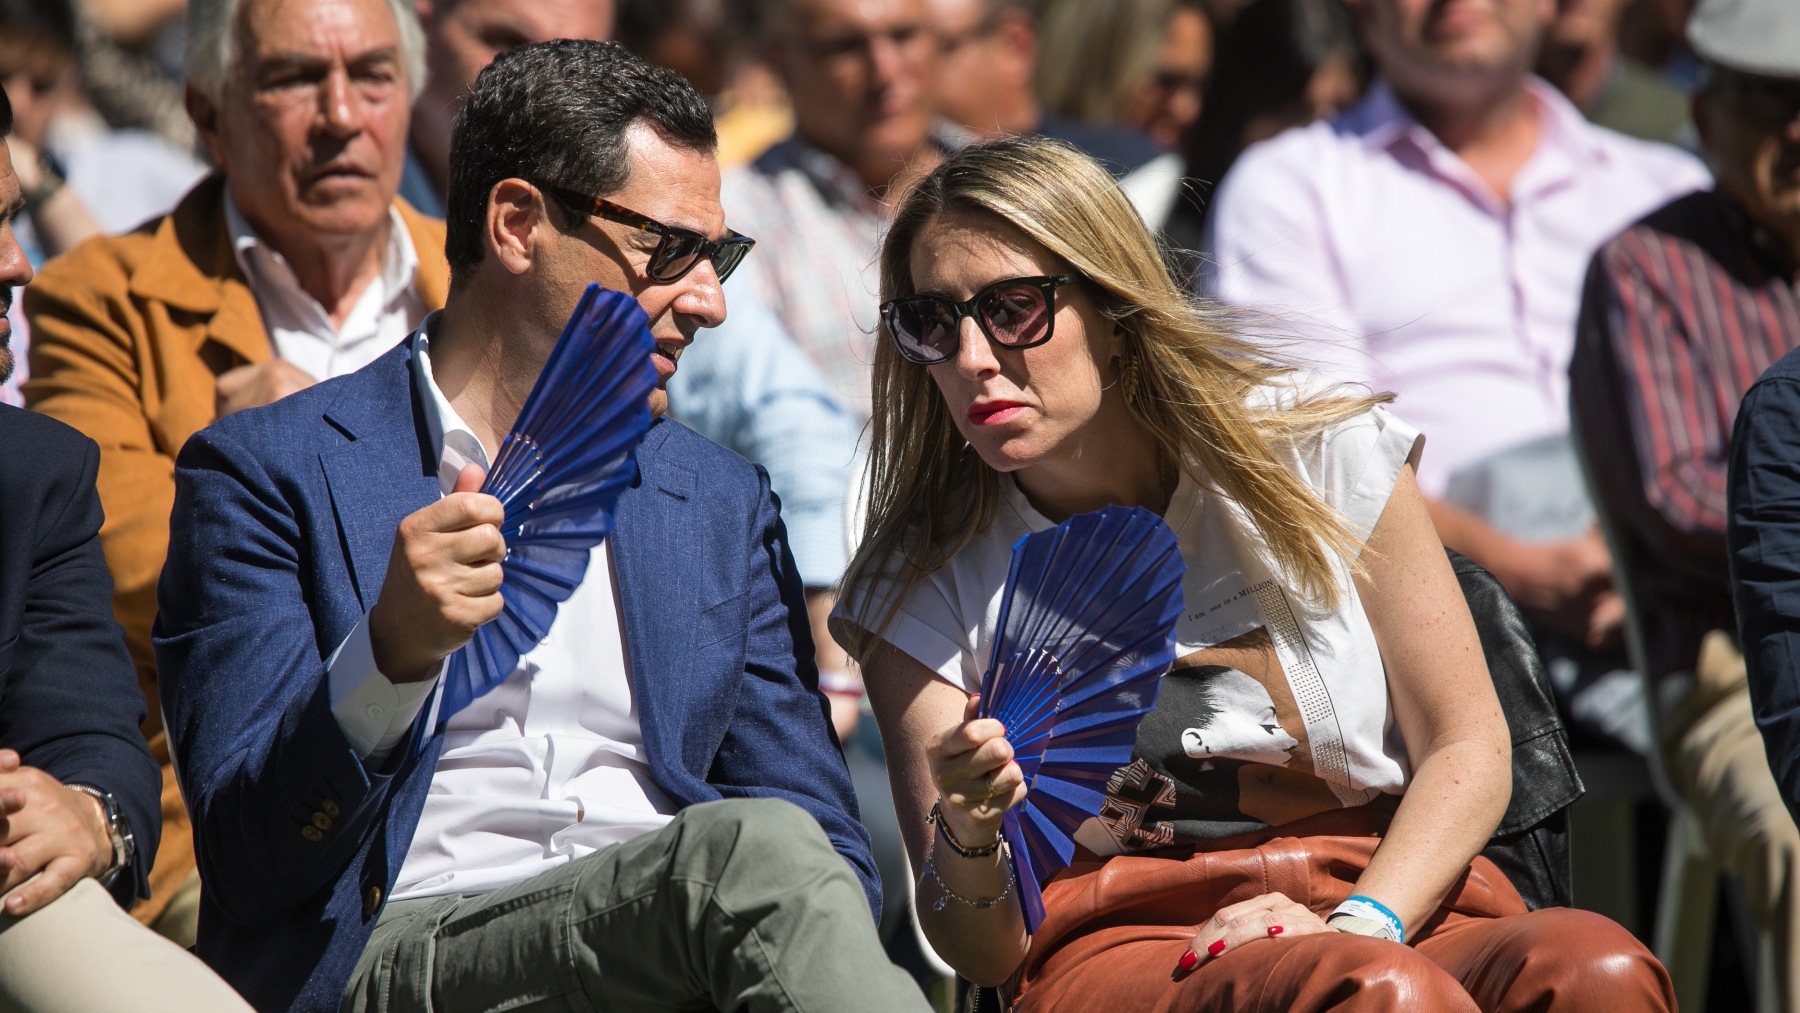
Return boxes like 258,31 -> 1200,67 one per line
185,85 -> 227,168
486,178 -> 546,277
1692,91 -> 1715,156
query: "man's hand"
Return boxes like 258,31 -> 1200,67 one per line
215,359 -> 317,417
368,463 -> 506,682
1488,526 -> 1622,648
0,750 -> 112,917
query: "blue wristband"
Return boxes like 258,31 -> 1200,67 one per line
1331,895 -> 1405,944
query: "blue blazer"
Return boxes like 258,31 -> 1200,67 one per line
154,343 -> 877,1012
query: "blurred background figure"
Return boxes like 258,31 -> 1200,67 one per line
722,0 -> 943,418
1161,0 -> 1365,249
0,0 -> 101,266
78,0 -> 192,148
404,0 -> 617,216
926,0 -> 1167,181
0,0 -> 205,406
1035,0 -> 1213,152
1202,0 -> 1709,756
1538,0 -> 1692,145
614,0 -> 795,168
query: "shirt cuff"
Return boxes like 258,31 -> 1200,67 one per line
327,614 -> 442,761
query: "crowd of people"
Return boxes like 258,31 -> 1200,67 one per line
0,0 -> 1797,1010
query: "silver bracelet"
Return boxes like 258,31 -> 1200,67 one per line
923,851 -> 1014,912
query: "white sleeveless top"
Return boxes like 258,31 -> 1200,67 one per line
842,388 -> 1425,849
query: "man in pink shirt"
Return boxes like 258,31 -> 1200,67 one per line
1202,0 -> 1708,747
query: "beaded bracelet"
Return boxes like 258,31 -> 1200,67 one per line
927,801 -> 1003,858
923,851 -> 1014,912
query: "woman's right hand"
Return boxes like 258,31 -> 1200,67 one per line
927,693 -> 1029,849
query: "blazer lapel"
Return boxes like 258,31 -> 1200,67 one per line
612,422 -> 701,786
128,175 -> 272,369
318,348 -> 439,611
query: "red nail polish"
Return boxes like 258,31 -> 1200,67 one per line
1207,939 -> 1227,957
1268,925 -> 1285,937
1177,948 -> 1198,972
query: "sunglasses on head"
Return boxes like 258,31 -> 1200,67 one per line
881,274 -> 1080,366
545,185 -> 756,284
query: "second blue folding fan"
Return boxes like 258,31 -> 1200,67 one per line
439,283 -> 658,722
974,505 -> 1186,933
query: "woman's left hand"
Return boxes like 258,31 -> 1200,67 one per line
1174,892 -> 1334,974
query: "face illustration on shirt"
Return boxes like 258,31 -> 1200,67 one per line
1178,667 -> 1300,767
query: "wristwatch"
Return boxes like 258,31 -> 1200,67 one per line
63,784 -> 135,888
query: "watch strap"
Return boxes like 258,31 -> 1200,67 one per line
63,783 -> 133,887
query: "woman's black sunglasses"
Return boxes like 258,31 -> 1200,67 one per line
546,185 -> 756,283
880,274 -> 1080,365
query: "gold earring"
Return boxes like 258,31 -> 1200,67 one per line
1120,353 -> 1141,407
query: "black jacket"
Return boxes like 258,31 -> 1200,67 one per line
0,403 -> 159,904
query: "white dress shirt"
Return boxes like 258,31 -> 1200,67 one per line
327,325 -> 675,902
225,190 -> 426,381
1202,78 -> 1710,497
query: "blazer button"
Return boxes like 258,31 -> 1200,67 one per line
302,825 -> 324,842
363,885 -> 383,919
321,798 -> 341,819
312,812 -> 334,831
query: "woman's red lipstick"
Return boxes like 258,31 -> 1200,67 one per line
968,400 -> 1027,425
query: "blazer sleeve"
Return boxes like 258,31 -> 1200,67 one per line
24,254 -> 177,713
0,434 -> 160,906
707,465 -> 882,919
155,425 -> 415,927
1730,371 -> 1800,821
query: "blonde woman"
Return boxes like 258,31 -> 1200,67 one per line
832,136 -> 1671,1011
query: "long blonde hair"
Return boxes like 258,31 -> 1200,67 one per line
841,136 -> 1388,643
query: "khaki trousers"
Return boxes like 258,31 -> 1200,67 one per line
1666,633 -> 1800,1012
0,877 -> 251,1013
343,798 -> 929,1013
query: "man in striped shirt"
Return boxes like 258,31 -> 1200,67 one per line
1573,0 -> 1800,1002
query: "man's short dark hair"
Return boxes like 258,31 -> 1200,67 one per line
0,86 -> 11,138
444,39 -> 718,287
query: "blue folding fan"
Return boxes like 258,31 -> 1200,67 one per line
975,506 -> 1186,933
438,283 -> 658,722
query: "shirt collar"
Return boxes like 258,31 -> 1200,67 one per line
1347,76 -> 1611,167
224,185 -> 421,311
408,316 -> 492,495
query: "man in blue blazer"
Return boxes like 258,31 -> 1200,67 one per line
155,40 -> 925,1013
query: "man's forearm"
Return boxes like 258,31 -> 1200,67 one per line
1424,499 -> 1513,571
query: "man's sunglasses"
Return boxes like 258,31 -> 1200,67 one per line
880,274 -> 1080,365
546,185 -> 756,283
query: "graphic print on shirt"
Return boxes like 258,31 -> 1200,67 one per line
1075,579 -> 1369,855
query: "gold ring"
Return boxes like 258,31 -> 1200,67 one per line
984,777 -> 999,800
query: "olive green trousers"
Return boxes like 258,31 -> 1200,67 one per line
342,798 -> 930,1013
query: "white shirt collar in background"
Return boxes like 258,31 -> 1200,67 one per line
225,187 -> 426,381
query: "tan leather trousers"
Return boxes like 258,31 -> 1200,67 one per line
1014,803 -> 1673,1012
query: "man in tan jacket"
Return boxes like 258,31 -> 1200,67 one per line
22,0 -> 449,940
